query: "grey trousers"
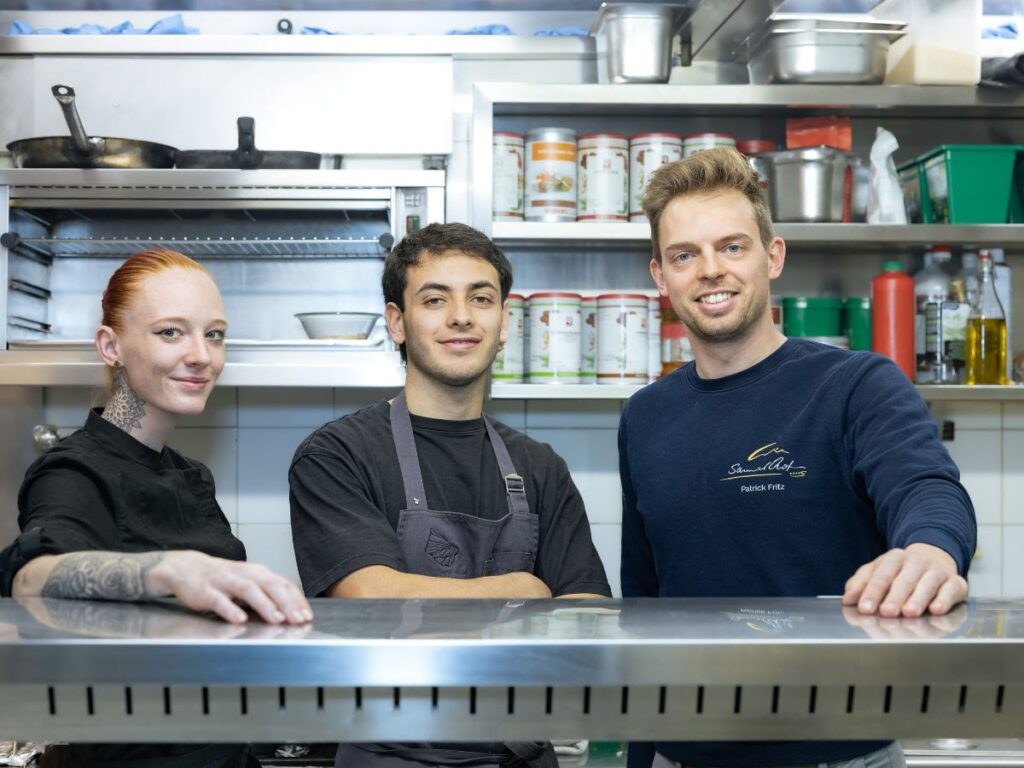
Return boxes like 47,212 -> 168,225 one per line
652,743 -> 906,768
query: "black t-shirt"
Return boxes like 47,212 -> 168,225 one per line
289,398 -> 611,598
0,408 -> 248,768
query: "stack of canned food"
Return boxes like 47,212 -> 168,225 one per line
491,291 -> 695,385
493,128 -> 738,223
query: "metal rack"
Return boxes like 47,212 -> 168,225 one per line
1,596 -> 1021,742
12,236 -> 388,259
0,167 -> 443,386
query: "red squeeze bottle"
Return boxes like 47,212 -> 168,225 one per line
871,260 -> 915,380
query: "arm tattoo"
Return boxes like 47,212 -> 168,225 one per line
103,366 -> 146,433
41,551 -> 164,601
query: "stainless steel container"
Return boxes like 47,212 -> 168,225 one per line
590,3 -> 686,84
748,27 -> 905,84
760,146 -> 851,223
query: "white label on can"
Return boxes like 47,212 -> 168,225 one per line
630,138 -> 682,221
683,136 -> 736,158
647,298 -> 660,383
578,140 -> 629,221
581,299 -> 597,381
493,138 -> 524,220
597,298 -> 649,383
525,140 -> 577,222
529,298 -> 582,382
492,300 -> 525,380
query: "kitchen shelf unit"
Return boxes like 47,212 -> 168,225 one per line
474,83 -> 1024,403
472,83 -> 1024,236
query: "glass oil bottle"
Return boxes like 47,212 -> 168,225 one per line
965,251 -> 1009,385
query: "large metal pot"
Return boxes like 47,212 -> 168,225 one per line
6,85 -> 177,169
758,146 -> 852,223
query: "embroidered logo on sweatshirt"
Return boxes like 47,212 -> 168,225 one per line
720,442 -> 808,489
425,528 -> 460,567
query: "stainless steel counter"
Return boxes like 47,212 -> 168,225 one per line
0,597 -> 1021,743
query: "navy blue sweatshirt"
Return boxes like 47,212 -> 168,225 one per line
619,338 -> 976,768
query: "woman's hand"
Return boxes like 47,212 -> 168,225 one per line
14,550 -> 312,626
147,551 -> 313,625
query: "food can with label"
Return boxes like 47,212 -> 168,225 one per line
581,296 -> 598,383
577,133 -> 629,222
528,292 -> 582,383
647,296 -> 660,382
683,132 -> 736,157
491,293 -> 525,381
597,293 -> 649,384
492,132 -> 525,221
525,128 -> 577,222
629,133 -> 683,222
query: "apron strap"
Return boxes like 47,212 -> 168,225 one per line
391,391 -> 530,517
390,391 -> 429,510
483,415 -> 531,517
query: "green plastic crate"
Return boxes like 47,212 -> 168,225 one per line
919,144 -> 1024,224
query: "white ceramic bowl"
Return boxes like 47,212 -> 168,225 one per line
295,312 -> 381,340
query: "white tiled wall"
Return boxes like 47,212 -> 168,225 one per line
37,388 -> 1024,600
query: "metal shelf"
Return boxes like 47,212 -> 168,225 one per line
0,347 -> 405,387
19,236 -> 386,259
491,383 -> 643,400
492,222 -> 1024,249
478,83 -> 1024,118
490,382 -> 1024,401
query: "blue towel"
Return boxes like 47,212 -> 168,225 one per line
300,27 -> 344,35
10,13 -> 197,35
983,22 -> 1019,39
445,24 -> 514,35
532,26 -> 590,37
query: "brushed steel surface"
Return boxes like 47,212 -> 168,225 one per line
0,597 -> 1021,742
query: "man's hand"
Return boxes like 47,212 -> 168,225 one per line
842,543 -> 968,618
148,551 -> 313,625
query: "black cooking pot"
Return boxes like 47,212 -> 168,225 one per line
176,117 -> 321,170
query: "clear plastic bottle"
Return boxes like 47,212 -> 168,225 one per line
914,246 -> 952,382
943,250 -> 978,381
965,252 -> 1009,386
952,251 -> 980,307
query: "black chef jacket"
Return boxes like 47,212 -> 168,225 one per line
0,408 -> 250,768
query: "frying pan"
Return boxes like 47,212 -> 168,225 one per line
6,85 -> 177,169
175,117 -> 321,170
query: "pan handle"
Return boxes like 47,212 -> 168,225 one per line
233,116 -> 261,170
51,84 -> 94,156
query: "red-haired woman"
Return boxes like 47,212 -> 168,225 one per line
0,249 -> 310,767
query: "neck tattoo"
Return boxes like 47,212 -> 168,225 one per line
103,366 -> 147,433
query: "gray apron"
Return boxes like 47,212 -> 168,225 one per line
335,392 -> 555,768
